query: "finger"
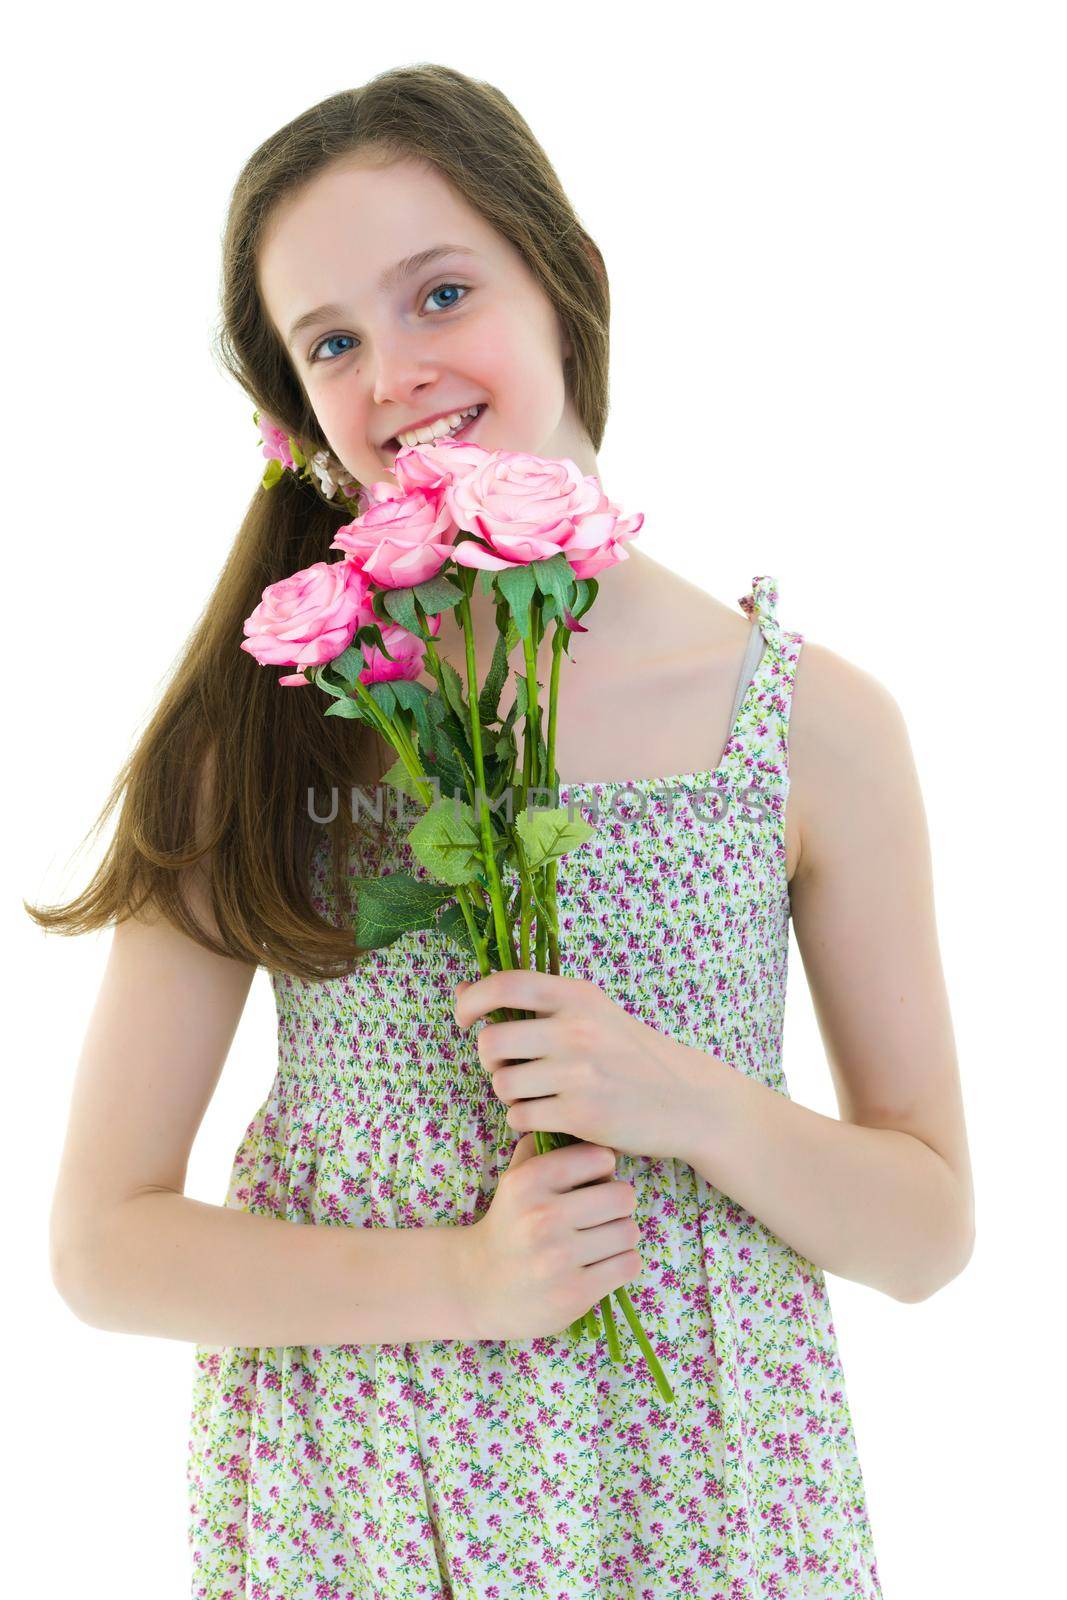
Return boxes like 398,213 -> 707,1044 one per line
476,1018 -> 557,1070
506,1131 -> 538,1168
491,1062 -> 558,1107
505,1089 -> 563,1135
454,968 -> 582,1028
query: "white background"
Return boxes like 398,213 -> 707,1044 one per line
6,2 -> 1064,1594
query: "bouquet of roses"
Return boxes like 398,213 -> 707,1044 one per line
241,413 -> 673,1404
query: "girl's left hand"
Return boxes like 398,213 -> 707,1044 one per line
454,969 -> 698,1162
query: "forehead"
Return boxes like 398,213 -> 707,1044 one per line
257,157 -> 501,325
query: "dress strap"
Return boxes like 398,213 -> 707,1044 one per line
738,574 -> 788,654
731,574 -> 805,785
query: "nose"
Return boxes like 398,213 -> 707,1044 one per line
371,334 -> 441,412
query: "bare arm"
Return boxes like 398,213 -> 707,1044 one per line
49,795 -> 480,1346
671,644 -> 975,1302
66,1186 -> 480,1346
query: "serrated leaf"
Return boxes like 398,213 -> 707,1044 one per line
324,696 -> 365,719
381,586 -> 420,635
389,677 -> 435,751
436,897 -> 490,957
327,644 -> 366,693
411,572 -> 464,616
312,663 -> 351,700
530,551 -> 578,615
379,755 -> 430,805
495,563 -> 537,639
514,806 -> 595,870
352,872 -> 456,949
420,716 -> 471,802
477,624 -> 512,724
437,657 -> 469,728
366,679 -> 398,718
407,797 -> 484,885
352,619 -> 398,662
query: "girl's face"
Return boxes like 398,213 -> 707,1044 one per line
257,155 -> 596,492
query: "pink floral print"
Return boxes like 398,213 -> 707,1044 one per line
188,576 -> 883,1598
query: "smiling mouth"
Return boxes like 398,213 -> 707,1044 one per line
383,403 -> 487,460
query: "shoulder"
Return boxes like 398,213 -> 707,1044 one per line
790,637 -> 907,744
789,639 -> 921,884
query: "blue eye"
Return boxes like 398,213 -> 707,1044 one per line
308,282 -> 470,364
310,333 -> 357,363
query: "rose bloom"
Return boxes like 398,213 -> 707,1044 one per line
241,559 -> 374,685
360,614 -> 443,685
391,434 -> 491,494
443,449 -> 642,579
330,486 -> 458,589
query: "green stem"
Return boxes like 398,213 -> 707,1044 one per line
410,581 -> 674,1403
347,672 -> 490,971
413,603 -> 476,812
456,586 -> 516,974
545,623 -> 566,975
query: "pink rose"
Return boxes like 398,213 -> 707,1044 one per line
443,451 -> 643,579
330,487 -> 457,589
256,411 -> 296,471
360,480 -> 407,506
241,560 -> 375,685
392,434 -> 492,493
360,614 -> 442,686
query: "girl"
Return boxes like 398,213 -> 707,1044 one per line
35,64 -> 974,1599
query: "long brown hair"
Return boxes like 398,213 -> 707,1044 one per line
24,64 -> 610,980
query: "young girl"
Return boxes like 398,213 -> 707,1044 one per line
36,64 -> 974,1600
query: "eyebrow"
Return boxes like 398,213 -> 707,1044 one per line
286,244 -> 478,348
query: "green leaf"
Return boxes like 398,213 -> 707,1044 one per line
381,586 -> 420,636
411,571 -> 465,616
351,872 -> 456,949
512,669 -> 530,722
324,696 -> 365,719
260,457 -> 284,490
419,718 -> 471,802
530,551 -> 578,616
492,727 -> 518,766
575,576 -> 598,618
352,620 -> 398,662
390,677 -> 435,752
477,624 -> 512,724
514,806 -> 596,870
366,680 -> 398,719
313,663 -> 353,701
436,897 -> 489,957
495,563 -> 538,640
437,657 -> 469,728
379,755 -> 429,805
407,797 -> 484,885
289,437 -> 306,468
327,644 -> 366,693
500,692 -> 520,741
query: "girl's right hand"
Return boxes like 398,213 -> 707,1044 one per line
466,1133 -> 643,1340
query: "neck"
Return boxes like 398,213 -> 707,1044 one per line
455,545 -> 669,651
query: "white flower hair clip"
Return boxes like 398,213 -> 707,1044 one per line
254,409 -> 365,512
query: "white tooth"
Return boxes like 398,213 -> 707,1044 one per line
396,406 -> 481,448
